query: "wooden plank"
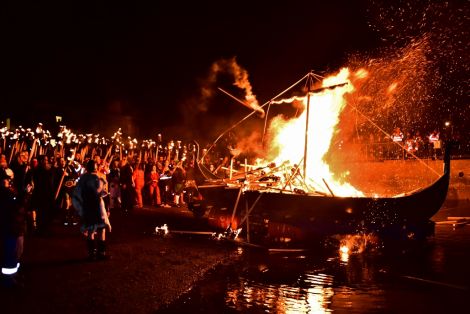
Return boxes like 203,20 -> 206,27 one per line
447,217 -> 470,220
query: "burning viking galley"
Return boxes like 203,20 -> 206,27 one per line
0,54 -> 460,250
1,1 -> 468,253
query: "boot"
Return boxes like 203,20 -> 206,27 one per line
97,240 -> 111,260
86,239 -> 96,261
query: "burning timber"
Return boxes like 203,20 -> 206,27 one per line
187,71 -> 453,244
191,151 -> 450,243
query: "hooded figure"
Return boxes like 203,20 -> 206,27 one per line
74,160 -> 111,261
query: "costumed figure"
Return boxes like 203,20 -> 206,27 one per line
146,165 -> 161,206
73,160 -> 112,261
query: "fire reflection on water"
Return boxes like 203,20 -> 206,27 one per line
338,233 -> 374,264
225,272 -> 336,313
164,227 -> 470,313
225,234 -> 378,313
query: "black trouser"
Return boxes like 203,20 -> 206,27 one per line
121,186 -> 134,211
159,179 -> 171,204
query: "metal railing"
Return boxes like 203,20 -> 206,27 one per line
359,141 -> 470,161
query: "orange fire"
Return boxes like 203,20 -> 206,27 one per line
264,68 -> 363,197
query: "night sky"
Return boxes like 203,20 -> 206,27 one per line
2,1 -> 467,141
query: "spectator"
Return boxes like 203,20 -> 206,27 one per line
108,160 -> 121,210
119,157 -> 134,213
132,163 -> 145,208
31,155 -> 54,234
172,160 -> 186,207
146,164 -> 161,206
428,130 -> 441,159
73,160 -> 112,261
391,127 -> 404,159
0,168 -> 26,288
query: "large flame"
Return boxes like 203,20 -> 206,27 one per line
265,68 -> 362,197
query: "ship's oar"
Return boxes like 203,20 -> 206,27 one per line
154,224 -> 215,237
435,220 -> 458,225
170,230 -> 215,235
322,178 -> 335,197
447,216 -> 470,221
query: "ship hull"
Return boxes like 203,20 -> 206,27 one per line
190,144 -> 452,241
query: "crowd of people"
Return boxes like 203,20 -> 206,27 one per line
0,121 -> 465,288
0,135 -> 220,288
360,127 -> 448,160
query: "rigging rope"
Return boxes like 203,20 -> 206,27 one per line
200,72 -> 311,164
202,69 -> 443,182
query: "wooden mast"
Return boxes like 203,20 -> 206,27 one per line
303,73 -> 313,181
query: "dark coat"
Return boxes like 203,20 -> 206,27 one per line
31,166 -> 54,210
0,186 -> 25,236
76,173 -> 102,227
